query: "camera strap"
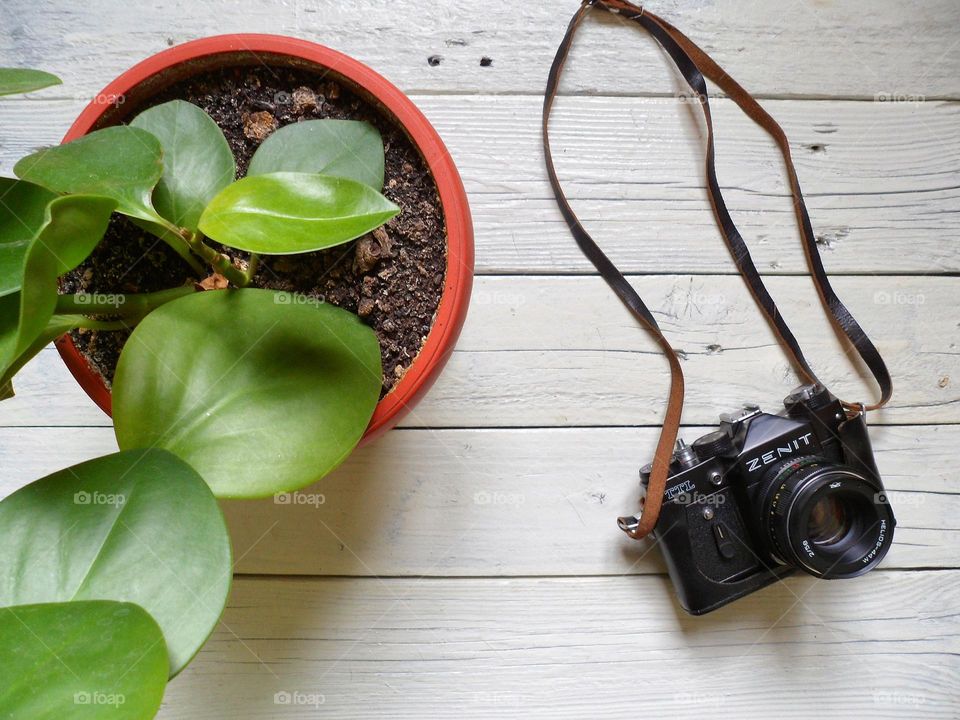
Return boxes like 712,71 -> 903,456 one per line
542,0 -> 892,540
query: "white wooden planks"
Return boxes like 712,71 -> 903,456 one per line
2,425 -> 957,576
154,572 -> 960,719
0,96 -> 957,275
0,1 -> 957,717
3,276 -> 956,428
1,0 -> 959,98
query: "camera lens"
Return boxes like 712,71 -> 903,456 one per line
761,457 -> 895,578
807,495 -> 850,546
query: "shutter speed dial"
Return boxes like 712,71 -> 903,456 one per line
692,430 -> 736,461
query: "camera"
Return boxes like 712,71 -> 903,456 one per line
632,383 -> 896,615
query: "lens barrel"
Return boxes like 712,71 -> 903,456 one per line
761,456 -> 895,578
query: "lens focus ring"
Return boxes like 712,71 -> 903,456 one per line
761,456 -> 895,579
765,456 -> 822,564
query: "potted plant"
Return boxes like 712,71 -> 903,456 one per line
0,36 -> 472,718
56,34 -> 473,441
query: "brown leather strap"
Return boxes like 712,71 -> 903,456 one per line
543,0 -> 892,539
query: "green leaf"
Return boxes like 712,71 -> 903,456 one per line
0,448 -> 232,676
0,178 -> 59,298
113,289 -> 382,498
0,600 -> 167,720
0,293 -> 19,381
199,171 -> 399,254
0,68 -> 61,96
0,195 -> 116,381
248,119 -> 385,189
0,313 -> 85,399
14,126 -> 168,225
131,100 -> 236,231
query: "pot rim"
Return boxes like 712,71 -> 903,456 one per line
54,33 -> 473,443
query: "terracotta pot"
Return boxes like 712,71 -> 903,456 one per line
55,34 -> 473,443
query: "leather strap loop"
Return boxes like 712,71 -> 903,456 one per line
543,1 -> 683,539
543,0 -> 892,539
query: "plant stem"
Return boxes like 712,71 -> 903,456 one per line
54,285 -> 196,318
168,237 -> 207,276
244,253 -> 261,284
184,231 -> 249,287
72,317 -> 134,331
153,222 -> 207,276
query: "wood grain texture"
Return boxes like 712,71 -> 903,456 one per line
1,0 -> 959,99
0,1 -> 956,717
0,96 -> 957,275
1,425 -> 956,577
4,276 -> 956,428
153,573 -> 960,719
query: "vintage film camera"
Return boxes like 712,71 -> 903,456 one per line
635,383 -> 896,615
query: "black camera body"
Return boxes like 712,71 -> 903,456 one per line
642,384 -> 896,615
